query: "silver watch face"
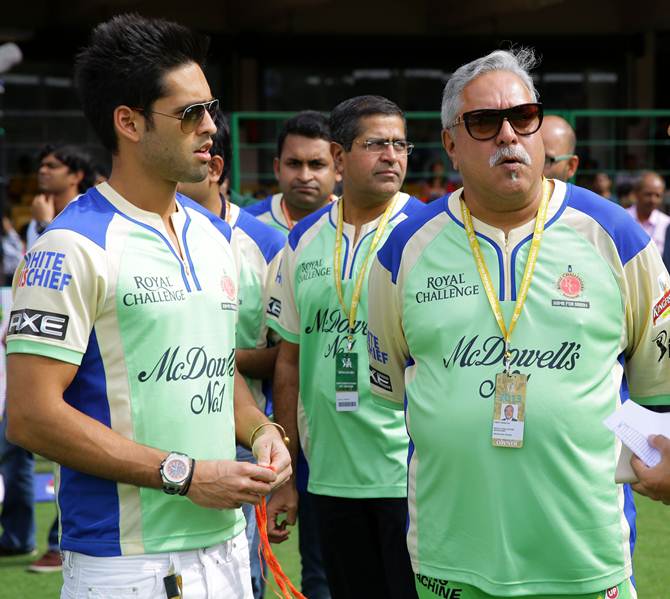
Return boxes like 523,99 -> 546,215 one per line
164,455 -> 189,483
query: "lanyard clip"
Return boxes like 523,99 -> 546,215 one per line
503,342 -> 512,375
346,333 -> 354,353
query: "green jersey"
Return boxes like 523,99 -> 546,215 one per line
225,201 -> 285,411
268,193 -> 424,497
368,182 -> 670,595
7,183 -> 244,556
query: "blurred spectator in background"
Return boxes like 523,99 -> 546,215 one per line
26,144 -> 94,248
626,171 -> 669,255
616,181 -> 634,208
0,144 -> 93,574
419,159 -> 453,202
2,213 -> 23,285
615,153 -> 642,189
7,155 -> 39,206
540,115 -> 579,182
591,171 -> 618,203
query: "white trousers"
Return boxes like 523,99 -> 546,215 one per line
61,531 -> 253,599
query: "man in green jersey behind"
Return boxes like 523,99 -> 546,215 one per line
368,48 -> 670,599
266,95 -> 424,599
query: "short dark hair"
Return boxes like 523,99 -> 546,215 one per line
210,111 -> 232,185
277,111 -> 330,158
38,144 -> 95,193
74,14 -> 210,153
329,95 -> 405,151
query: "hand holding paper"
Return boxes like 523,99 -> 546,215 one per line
603,401 -> 670,484
631,435 -> 670,505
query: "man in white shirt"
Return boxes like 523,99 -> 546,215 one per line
626,170 -> 670,254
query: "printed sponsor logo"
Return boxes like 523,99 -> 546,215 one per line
653,330 -> 670,362
123,275 -> 186,307
8,309 -> 69,340
267,297 -> 282,317
18,251 -> 72,292
138,346 -> 236,415
415,273 -> 479,304
367,332 -> 389,364
653,288 -> 670,327
370,366 -> 392,392
297,258 -> 332,283
415,575 -> 463,598
305,307 -> 367,358
606,587 -> 619,598
551,299 -> 590,309
443,335 -> 582,398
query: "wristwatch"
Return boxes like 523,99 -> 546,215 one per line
159,452 -> 195,496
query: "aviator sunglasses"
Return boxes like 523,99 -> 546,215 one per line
447,102 -> 543,141
134,99 -> 219,133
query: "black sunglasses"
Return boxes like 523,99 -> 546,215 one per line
448,103 -> 543,141
135,99 -> 219,133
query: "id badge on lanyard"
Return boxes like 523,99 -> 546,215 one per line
492,372 -> 527,447
332,195 -> 398,415
335,352 -> 358,411
460,180 -> 551,448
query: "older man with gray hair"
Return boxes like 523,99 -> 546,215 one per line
367,47 -> 670,599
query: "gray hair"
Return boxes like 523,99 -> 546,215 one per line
441,48 -> 540,130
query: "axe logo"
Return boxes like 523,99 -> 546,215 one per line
370,366 -> 392,392
8,309 -> 69,340
267,297 -> 282,317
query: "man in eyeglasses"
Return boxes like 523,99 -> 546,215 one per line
5,14 -> 290,598
540,115 -> 579,182
368,48 -> 670,599
266,95 -> 423,599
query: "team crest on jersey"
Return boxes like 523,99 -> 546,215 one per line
552,266 -> 589,309
221,274 -> 236,301
606,586 -> 619,598
220,273 -> 237,311
557,266 -> 583,298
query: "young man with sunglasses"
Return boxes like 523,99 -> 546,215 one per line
5,15 -> 290,599
540,115 -> 579,182
266,95 -> 424,599
368,48 -> 670,599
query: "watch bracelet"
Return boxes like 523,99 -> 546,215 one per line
179,458 -> 196,496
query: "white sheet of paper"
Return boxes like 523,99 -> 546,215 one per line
603,401 -> 670,482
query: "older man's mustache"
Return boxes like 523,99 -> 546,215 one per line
489,146 -> 532,168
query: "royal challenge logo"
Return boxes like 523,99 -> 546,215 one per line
415,273 -> 480,304
122,275 -> 186,307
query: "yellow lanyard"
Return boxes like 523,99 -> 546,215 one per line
460,179 -> 551,373
280,197 -> 294,230
334,194 -> 398,351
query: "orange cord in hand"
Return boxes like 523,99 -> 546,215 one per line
255,497 -> 307,599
